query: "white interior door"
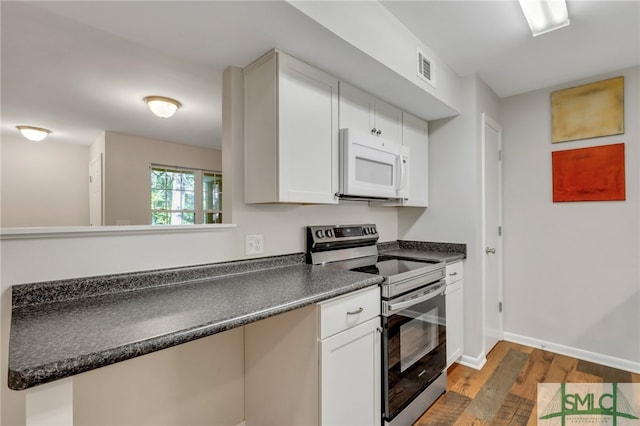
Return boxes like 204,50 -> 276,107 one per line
89,155 -> 103,226
482,113 -> 503,354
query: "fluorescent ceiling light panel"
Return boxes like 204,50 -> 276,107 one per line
518,0 -> 570,37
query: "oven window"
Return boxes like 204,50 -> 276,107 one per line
400,307 -> 438,372
355,156 -> 393,186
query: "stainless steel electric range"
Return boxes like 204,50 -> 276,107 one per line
306,224 -> 448,426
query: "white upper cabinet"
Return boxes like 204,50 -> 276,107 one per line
339,82 -> 402,144
401,112 -> 429,207
244,50 -> 339,204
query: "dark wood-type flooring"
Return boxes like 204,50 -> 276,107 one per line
414,340 -> 640,425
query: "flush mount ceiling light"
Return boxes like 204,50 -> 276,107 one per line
16,125 -> 51,142
144,96 -> 182,118
518,0 -> 570,37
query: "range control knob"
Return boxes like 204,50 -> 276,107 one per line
315,229 -> 325,239
326,229 -> 334,238
371,226 -> 377,234
363,228 -> 369,235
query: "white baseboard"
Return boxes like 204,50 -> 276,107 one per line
235,422 -> 246,426
503,332 -> 640,375
457,351 -> 487,370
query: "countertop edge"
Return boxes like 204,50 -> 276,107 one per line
12,253 -> 306,309
8,273 -> 382,391
9,241 -> 464,391
378,242 -> 466,264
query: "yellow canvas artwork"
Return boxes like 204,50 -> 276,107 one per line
551,76 -> 624,143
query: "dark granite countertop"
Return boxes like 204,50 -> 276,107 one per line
378,240 -> 466,263
8,254 -> 382,391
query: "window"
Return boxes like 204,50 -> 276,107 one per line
203,172 -> 223,224
151,166 -> 222,225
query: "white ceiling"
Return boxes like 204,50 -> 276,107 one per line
381,0 -> 640,98
2,1 -> 638,150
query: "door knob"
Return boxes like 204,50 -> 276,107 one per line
485,247 -> 496,254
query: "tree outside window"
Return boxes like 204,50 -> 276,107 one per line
203,172 -> 222,224
151,166 -> 222,225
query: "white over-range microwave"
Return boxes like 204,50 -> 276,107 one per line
339,128 -> 410,200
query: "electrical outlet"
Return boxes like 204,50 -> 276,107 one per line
245,234 -> 264,255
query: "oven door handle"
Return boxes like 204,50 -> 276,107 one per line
385,282 -> 446,314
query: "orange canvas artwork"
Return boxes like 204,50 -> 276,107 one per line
552,143 -> 625,202
551,76 -> 624,143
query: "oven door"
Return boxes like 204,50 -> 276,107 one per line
382,281 -> 446,422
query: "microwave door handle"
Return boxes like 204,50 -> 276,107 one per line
396,154 -> 404,192
385,282 -> 446,313
400,154 -> 404,191
397,153 -> 408,194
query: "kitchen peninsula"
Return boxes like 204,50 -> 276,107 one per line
7,231 -> 464,425
9,255 -> 383,390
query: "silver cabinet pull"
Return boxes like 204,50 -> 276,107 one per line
449,272 -> 458,276
376,129 -> 382,136
485,247 -> 496,254
370,128 -> 377,135
346,307 -> 364,315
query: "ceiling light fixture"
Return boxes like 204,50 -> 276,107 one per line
16,125 -> 51,142
518,0 -> 570,37
144,96 -> 182,118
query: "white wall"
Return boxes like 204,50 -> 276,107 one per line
4,64 -> 637,426
398,75 -> 500,364
223,66 -> 399,258
1,136 -> 90,227
0,132 -> 222,228
104,132 -> 222,226
501,66 -> 640,369
0,227 -> 241,426
74,326 -> 244,426
288,1 -> 462,120
0,68 -> 401,426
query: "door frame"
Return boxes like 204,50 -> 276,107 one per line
89,154 -> 103,226
481,113 -> 504,355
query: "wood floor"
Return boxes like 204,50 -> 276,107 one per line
414,341 -> 640,425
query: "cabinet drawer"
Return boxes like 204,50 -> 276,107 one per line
318,286 -> 380,339
446,261 -> 463,284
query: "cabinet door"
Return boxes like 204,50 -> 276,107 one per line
338,81 -> 374,134
401,112 -> 429,207
445,281 -> 464,367
339,82 -> 402,145
320,317 -> 381,426
278,54 -> 339,204
374,99 -> 402,144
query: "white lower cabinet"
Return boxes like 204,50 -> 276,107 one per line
445,261 -> 464,367
245,286 -> 381,426
320,317 -> 381,426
